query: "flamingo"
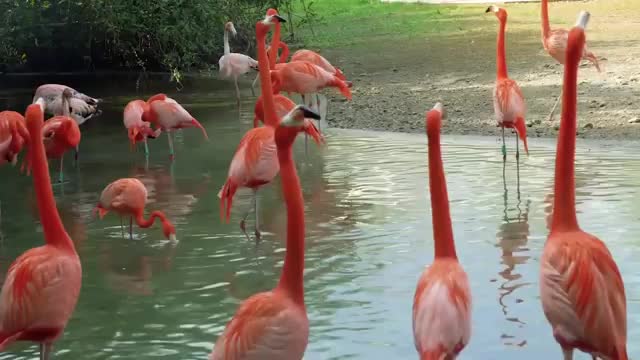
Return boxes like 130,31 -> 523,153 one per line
142,94 -> 208,160
541,0 -> 601,122
270,61 -> 352,105
487,5 -> 529,168
540,12 -> 627,360
0,100 -> 82,359
94,178 -> 177,241
413,103 -> 471,360
251,8 -> 290,93
211,17 -> 316,360
123,100 -> 161,156
0,111 -> 29,166
219,11 -> 324,241
218,21 -> 259,110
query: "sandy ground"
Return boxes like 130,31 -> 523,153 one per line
318,4 -> 640,140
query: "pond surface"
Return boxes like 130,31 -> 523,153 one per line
0,75 -> 638,359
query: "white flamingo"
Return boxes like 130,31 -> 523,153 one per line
218,22 -> 258,111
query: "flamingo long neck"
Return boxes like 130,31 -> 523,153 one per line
223,29 -> 231,55
496,18 -> 509,79
269,22 -> 281,69
62,96 -> 70,117
276,141 -> 305,306
28,107 -> 75,252
257,26 -> 279,128
551,30 -> 581,233
427,123 -> 457,259
135,210 -> 164,229
541,0 -> 551,40
279,42 -> 290,64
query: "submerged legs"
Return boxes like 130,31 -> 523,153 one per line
254,191 -> 261,241
74,145 -> 79,168
167,131 -> 175,160
501,127 -> 507,162
143,137 -> 150,157
547,90 -> 562,122
515,134 -> 521,194
40,343 -> 52,360
129,216 -> 133,240
58,156 -> 65,184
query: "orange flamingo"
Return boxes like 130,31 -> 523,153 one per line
94,178 -> 177,241
0,101 -> 82,359
124,100 -> 161,156
540,12 -> 627,360
219,13 -> 322,241
541,0 -> 600,121
413,103 -> 471,360
211,17 -> 316,360
270,61 -> 352,104
0,111 -> 29,166
142,93 -> 208,160
251,8 -> 289,93
487,5 -> 529,166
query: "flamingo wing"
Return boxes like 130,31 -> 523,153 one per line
493,78 -> 526,124
228,128 -> 278,187
220,53 -> 258,78
291,50 -> 337,74
210,292 -> 308,360
540,233 -> 627,358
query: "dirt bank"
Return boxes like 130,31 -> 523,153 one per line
319,5 -> 640,140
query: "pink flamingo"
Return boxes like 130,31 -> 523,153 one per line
251,8 -> 290,92
0,100 -> 82,359
541,0 -> 600,121
210,15 -> 314,359
413,103 -> 472,360
218,21 -> 258,110
540,12 -> 627,360
487,5 -> 529,166
0,111 -> 29,166
123,100 -> 161,156
142,94 -> 208,160
95,178 -> 177,241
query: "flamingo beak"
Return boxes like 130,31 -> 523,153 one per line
301,106 -> 321,121
169,233 -> 177,242
304,120 -> 325,146
274,15 -> 287,23
190,119 -> 209,140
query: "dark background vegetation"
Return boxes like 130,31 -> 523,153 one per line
0,0 -> 318,73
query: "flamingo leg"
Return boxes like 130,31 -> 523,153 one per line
74,145 -> 79,167
515,134 -> 520,193
239,195 -> 256,242
58,156 -> 64,184
234,76 -> 241,111
302,94 -> 309,156
251,73 -> 259,96
120,216 -> 125,239
143,137 -> 149,156
254,190 -> 261,242
40,342 -> 52,360
501,127 -> 506,162
167,131 -> 175,160
547,90 -> 562,122
129,216 -> 133,240
562,348 -> 573,360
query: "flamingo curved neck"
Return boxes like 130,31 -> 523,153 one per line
257,26 -> 279,127
223,30 -> 231,55
427,127 -> 457,259
541,0 -> 551,40
279,42 -> 290,64
269,23 -> 281,69
551,32 -> 581,233
135,210 -> 164,228
276,145 -> 305,305
496,18 -> 509,79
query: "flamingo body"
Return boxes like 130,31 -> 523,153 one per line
492,78 -> 528,153
33,84 -> 99,125
219,53 -> 258,80
271,61 -> 352,100
124,100 -> 160,146
146,96 -> 208,138
42,116 -> 81,159
0,111 -> 29,166
291,50 -> 348,82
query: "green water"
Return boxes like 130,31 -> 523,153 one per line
0,75 -> 638,359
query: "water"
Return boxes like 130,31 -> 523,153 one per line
0,75 -> 639,359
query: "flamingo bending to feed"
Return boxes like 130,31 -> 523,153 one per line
211,16 -> 315,360
124,100 -> 161,155
94,178 -> 177,241
0,111 -> 29,166
540,12 -> 627,360
487,5 -> 529,165
541,0 -> 601,121
218,21 -> 258,110
219,13 -> 322,241
413,103 -> 471,360
0,100 -> 82,359
142,94 -> 208,160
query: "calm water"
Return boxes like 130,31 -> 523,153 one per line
0,75 -> 638,359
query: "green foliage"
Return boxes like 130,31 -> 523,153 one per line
0,0 -> 308,73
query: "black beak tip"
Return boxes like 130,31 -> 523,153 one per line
301,106 -> 321,120
485,7 -> 491,13
274,15 -> 287,23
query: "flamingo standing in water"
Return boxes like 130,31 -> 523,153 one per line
218,21 -> 258,110
95,178 -> 177,241
211,17 -> 316,360
219,13 -> 322,241
251,8 -> 290,93
0,100 -> 82,359
487,5 -> 529,167
540,12 -> 627,360
413,103 -> 471,360
541,0 -> 601,121
142,94 -> 208,160
123,100 -> 161,156
0,111 -> 29,166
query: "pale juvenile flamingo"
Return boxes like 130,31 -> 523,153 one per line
142,94 -> 208,160
211,17 -> 315,360
218,21 -> 258,110
0,100 -> 82,359
413,103 -> 471,360
487,5 -> 529,168
540,12 -> 627,360
94,178 -> 177,241
541,0 -> 601,121
219,11 -> 323,241
0,111 -> 29,166
123,100 -> 161,156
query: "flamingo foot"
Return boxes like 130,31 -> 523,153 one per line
239,220 -> 250,242
254,228 -> 261,243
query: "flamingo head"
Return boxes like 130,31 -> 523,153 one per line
426,102 -> 444,137
266,8 -> 278,17
575,11 -> 590,30
257,13 -> 287,36
225,21 -> 237,37
486,5 -> 507,21
276,105 -> 320,147
161,219 -> 177,242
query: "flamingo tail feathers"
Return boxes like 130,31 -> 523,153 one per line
419,350 -> 446,360
335,68 -> 348,82
218,179 -> 238,223
514,117 -> 529,155
330,78 -> 352,100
